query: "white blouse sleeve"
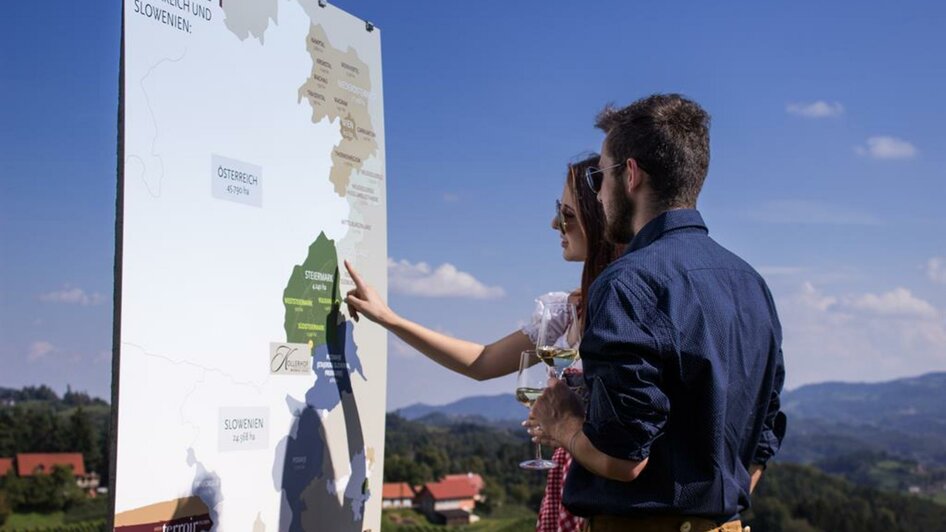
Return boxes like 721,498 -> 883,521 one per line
520,292 -> 572,346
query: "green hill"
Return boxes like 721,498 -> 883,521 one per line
748,463 -> 946,531
782,373 -> 946,438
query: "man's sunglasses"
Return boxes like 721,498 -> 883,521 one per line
583,162 -> 625,193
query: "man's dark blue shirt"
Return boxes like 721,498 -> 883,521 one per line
563,209 -> 787,522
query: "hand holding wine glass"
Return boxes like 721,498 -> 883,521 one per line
527,375 -> 585,450
516,350 -> 557,470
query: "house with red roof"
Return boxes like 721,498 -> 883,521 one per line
442,473 -> 485,502
0,457 -> 13,477
415,474 -> 484,525
381,482 -> 416,509
16,453 -> 86,477
4,453 -> 101,496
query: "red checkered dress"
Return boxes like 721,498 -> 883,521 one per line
536,446 -> 586,532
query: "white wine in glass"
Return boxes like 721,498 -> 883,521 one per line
515,386 -> 544,407
516,349 -> 557,470
536,347 -> 579,378
535,300 -> 581,377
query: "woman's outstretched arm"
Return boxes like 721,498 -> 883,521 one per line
343,260 -> 533,381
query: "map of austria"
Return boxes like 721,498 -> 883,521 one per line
119,0 -> 386,528
114,496 -> 213,531
283,232 -> 342,346
297,24 -> 379,197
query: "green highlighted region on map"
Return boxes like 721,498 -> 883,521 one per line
283,231 -> 341,345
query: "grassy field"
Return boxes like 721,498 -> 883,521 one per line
0,512 -> 104,531
917,489 -> 946,507
2,500 -> 108,531
381,506 -> 536,532
1,512 -> 67,530
2,507 -> 533,531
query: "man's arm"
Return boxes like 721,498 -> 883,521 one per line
566,425 -> 649,482
749,464 -> 764,493
751,347 -> 787,472
530,279 -> 669,483
529,379 -> 647,482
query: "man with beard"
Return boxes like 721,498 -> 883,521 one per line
528,94 -> 786,532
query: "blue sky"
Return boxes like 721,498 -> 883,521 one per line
2,1 -> 945,409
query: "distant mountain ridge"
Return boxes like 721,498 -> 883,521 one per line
394,372 -> 946,467
393,393 -> 523,423
781,372 -> 946,437
779,372 -> 946,466
395,372 -> 946,421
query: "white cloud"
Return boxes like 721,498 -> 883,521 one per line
854,136 -> 918,160
927,258 -> 946,285
798,281 -> 838,312
786,100 -> 844,118
847,288 -> 939,319
38,287 -> 105,306
388,258 -> 505,300
747,200 -> 882,226
775,281 -> 946,389
28,341 -> 57,361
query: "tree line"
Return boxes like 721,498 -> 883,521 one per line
384,413 -> 946,530
0,386 -> 111,526
0,386 -> 110,482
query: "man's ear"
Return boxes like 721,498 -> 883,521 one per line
625,158 -> 645,196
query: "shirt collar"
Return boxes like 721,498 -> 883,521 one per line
627,209 -> 708,253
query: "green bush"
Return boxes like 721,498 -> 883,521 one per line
0,489 -> 11,525
1,466 -> 86,516
63,496 -> 108,524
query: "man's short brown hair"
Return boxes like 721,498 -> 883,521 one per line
596,94 -> 710,209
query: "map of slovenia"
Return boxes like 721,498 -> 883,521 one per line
278,232 -> 370,531
297,24 -> 379,198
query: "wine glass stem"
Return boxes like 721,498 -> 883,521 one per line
534,442 -> 543,462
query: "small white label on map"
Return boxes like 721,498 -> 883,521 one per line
212,154 -> 262,207
270,342 -> 312,376
218,407 -> 269,452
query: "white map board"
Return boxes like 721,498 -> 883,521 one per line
114,1 -> 387,530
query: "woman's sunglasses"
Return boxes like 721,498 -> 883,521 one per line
555,200 -> 573,234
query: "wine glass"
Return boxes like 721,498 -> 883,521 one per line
516,349 -> 557,470
535,301 -> 580,378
